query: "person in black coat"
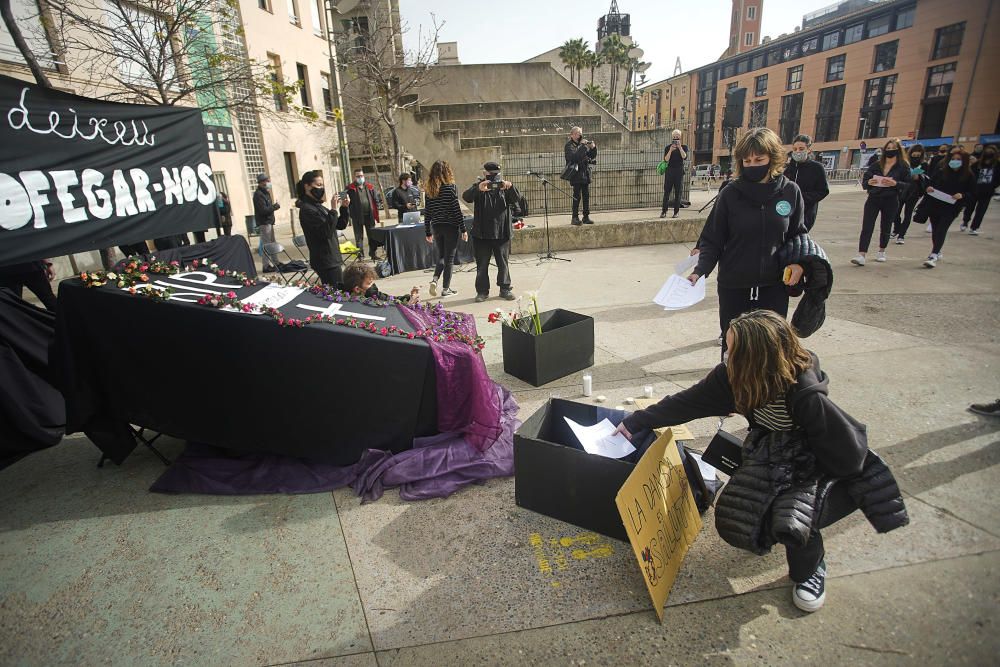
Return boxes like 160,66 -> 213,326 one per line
295,170 -> 349,287
961,145 -> 999,234
922,148 -> 976,268
783,134 -> 829,231
660,129 -> 688,219
253,173 -> 281,272
891,144 -> 929,243
0,260 -> 57,311
389,172 -> 420,220
852,138 -> 910,266
564,126 -> 597,225
617,310 -> 905,613
690,128 -> 808,353
463,161 -> 521,302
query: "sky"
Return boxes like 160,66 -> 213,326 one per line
399,0 -> 848,84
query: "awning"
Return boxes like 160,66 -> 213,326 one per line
902,136 -> 954,148
980,134 -> 1000,144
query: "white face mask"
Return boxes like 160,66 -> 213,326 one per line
791,150 -> 809,163
265,183 -> 272,190
355,176 -> 365,185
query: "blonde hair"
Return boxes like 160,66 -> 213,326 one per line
879,137 -> 910,173
733,127 -> 786,180
672,129 -> 682,138
726,310 -> 813,414
569,126 -> 582,137
426,160 -> 454,199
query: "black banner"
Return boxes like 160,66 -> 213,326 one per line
0,74 -> 216,266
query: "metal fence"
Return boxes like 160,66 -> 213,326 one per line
502,128 -> 693,214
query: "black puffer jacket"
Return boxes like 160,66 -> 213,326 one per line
778,233 -> 833,338
694,175 -> 807,289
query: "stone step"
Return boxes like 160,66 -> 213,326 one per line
439,115 -> 605,137
510,215 -> 704,254
461,131 -> 624,153
420,99 -> 583,121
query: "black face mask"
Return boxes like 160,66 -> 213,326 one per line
311,187 -> 325,200
910,153 -> 923,161
974,148 -> 983,155
363,285 -> 379,298
884,149 -> 899,158
984,153 -> 997,163
741,164 -> 770,182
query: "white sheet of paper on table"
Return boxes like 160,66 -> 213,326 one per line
653,274 -> 706,310
563,417 -> 636,459
238,284 -> 304,312
926,189 -> 957,205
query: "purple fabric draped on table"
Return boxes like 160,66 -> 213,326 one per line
150,385 -> 518,499
397,305 -> 503,452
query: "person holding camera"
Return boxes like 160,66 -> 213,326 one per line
295,170 -> 350,288
661,129 -> 687,219
463,161 -> 521,302
564,127 -> 597,225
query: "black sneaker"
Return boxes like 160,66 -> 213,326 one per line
582,216 -> 594,224
792,560 -> 827,612
499,289 -> 516,301
969,399 -> 1000,417
475,293 -> 488,303
440,287 -> 457,297
571,217 -> 583,226
659,212 -> 667,218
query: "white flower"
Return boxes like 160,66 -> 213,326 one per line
107,272 -> 117,280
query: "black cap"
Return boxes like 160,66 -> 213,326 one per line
483,161 -> 501,173
256,173 -> 269,183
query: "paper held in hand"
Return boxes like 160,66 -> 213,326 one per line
563,417 -> 636,459
654,274 -> 706,310
926,189 -> 957,205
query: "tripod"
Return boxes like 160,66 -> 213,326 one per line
528,171 -> 571,264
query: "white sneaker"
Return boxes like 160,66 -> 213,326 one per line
792,560 -> 827,613
923,255 -> 937,268
895,237 -> 905,245
925,223 -> 933,233
969,229 -> 981,236
429,280 -> 438,296
960,224 -> 968,232
851,254 -> 866,266
876,251 -> 887,262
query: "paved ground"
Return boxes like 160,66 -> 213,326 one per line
2,187 -> 999,665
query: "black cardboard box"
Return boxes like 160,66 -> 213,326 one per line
502,309 -> 594,387
514,398 -> 639,541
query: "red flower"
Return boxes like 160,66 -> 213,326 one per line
407,333 -> 415,339
140,274 -> 149,282
380,327 -> 388,335
487,312 -> 499,323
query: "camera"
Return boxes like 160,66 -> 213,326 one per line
486,172 -> 504,190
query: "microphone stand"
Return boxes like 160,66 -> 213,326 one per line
528,171 -> 571,264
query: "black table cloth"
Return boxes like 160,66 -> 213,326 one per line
369,220 -> 475,276
53,278 -> 437,465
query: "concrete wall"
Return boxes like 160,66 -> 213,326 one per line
395,108 -> 499,192
461,131 -> 623,153
439,115 -> 604,137
511,217 -> 705,254
422,100 -> 584,122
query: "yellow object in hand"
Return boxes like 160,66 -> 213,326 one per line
783,266 -> 793,284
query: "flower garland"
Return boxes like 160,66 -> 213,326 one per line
305,283 -> 399,307
79,256 -> 254,299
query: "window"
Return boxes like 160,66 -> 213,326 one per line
747,5 -> 756,20
874,41 -> 898,72
258,0 -> 271,10
212,172 -> 229,197
754,73 -> 768,97
268,53 -> 287,111
321,72 -> 333,119
700,88 -> 714,105
814,85 -> 845,142
933,23 -> 965,59
779,93 -> 803,144
822,31 -> 840,50
349,16 -> 370,49
783,42 -> 800,61
296,62 -> 310,109
896,5 -> 915,30
702,69 -> 716,87
751,54 -> 764,70
750,99 -> 768,126
745,32 -> 754,47
722,62 -> 736,78
310,0 -> 323,37
1,0 -> 56,68
919,67 -> 952,138
283,152 -> 298,198
287,0 -> 300,26
787,65 -> 803,90
868,14 -> 891,38
826,54 -> 845,82
802,37 -> 819,54
727,81 -> 739,91
844,23 -> 863,44
925,62 -> 956,99
737,58 -> 749,74
858,74 -> 897,139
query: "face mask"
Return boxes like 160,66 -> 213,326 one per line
949,159 -> 962,170
974,148 -> 983,155
363,285 -> 378,298
910,153 -> 922,161
791,150 -> 808,163
741,164 -> 770,182
311,186 -> 325,200
216,198 -> 224,208
355,177 -> 365,185
884,149 -> 899,158
265,183 -> 272,190
985,153 -> 997,163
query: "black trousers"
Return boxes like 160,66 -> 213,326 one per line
316,265 -> 343,289
662,168 -> 684,215
118,242 -> 149,257
572,183 -> 590,218
786,531 -> 825,583
929,202 -> 960,255
473,237 -> 511,295
892,195 -> 920,238
964,192 -> 993,230
432,225 -> 460,288
718,284 -> 789,351
353,216 -> 377,257
0,267 -> 57,311
858,195 -> 899,252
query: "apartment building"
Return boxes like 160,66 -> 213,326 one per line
630,73 -> 692,135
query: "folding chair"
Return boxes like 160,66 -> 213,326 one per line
262,242 -> 308,285
291,235 -> 319,284
338,232 -> 362,265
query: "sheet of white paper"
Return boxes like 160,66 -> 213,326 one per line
238,284 -> 303,312
654,274 -> 706,310
688,450 -> 719,480
674,253 -> 699,276
926,189 -> 957,205
563,417 -> 636,459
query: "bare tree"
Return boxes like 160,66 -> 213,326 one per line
42,0 -> 302,117
1,0 -> 53,87
338,8 -> 443,177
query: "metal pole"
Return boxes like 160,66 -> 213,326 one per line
325,0 -> 352,187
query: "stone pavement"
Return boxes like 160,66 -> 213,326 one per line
2,188 -> 999,665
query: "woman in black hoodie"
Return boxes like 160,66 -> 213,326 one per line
295,170 -> 350,287
690,128 -> 807,352
922,148 -> 975,268
961,145 -> 1000,235
852,138 -> 910,266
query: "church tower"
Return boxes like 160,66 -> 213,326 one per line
723,0 -> 763,58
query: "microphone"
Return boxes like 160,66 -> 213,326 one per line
527,170 -> 544,176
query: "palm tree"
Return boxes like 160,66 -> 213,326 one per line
583,83 -> 611,110
600,34 -> 631,110
582,48 -> 600,87
558,38 -> 588,86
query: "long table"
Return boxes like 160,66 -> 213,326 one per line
53,276 -> 438,466
369,220 -> 475,276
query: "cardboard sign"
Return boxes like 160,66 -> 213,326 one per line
615,429 -> 702,622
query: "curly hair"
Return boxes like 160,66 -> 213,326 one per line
726,310 -> 813,414
732,128 -> 787,180
426,160 -> 454,199
342,262 -> 377,294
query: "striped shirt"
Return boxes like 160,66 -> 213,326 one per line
424,184 -> 466,235
753,398 -> 794,432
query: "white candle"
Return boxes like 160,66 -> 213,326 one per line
582,373 -> 593,397
643,385 -> 654,398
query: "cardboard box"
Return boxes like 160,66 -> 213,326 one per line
502,309 -> 594,386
